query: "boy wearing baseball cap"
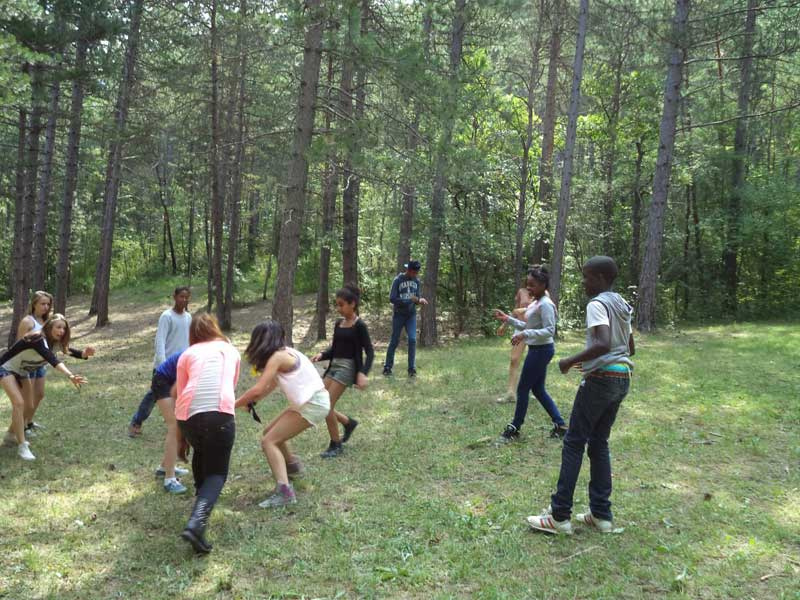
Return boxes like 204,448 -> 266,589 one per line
383,260 -> 427,377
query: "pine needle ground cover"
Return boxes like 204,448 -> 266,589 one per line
0,298 -> 797,599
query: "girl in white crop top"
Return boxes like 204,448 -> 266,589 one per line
235,320 -> 330,509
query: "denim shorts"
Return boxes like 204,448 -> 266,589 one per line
0,367 -> 25,383
295,389 -> 331,427
28,366 -> 47,379
325,358 -> 356,387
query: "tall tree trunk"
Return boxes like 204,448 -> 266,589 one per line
92,0 -> 145,326
636,0 -> 690,332
396,9 -> 432,272
630,139 -> 644,286
31,79 -> 61,291
155,161 -> 178,274
419,0 -> 467,347
10,65 -> 46,344
271,0 -> 324,341
514,0 -> 545,280
55,39 -> 88,315
601,49 -> 623,256
340,0 -> 367,287
532,0 -> 562,264
9,108 -> 28,347
221,0 -> 248,331
548,0 -> 588,306
209,0 -> 226,323
722,0 -> 757,316
204,194 -> 213,311
247,188 -> 259,263
186,154 -> 195,279
316,53 -> 337,341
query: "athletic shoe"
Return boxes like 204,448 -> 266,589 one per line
155,465 -> 190,477
3,430 -> 17,447
287,458 -> 304,479
24,425 -> 37,438
341,418 -> 359,443
164,478 -> 188,494
18,441 -> 36,461
320,440 -> 343,458
497,423 -> 520,444
28,421 -> 45,430
495,392 -> 515,404
575,510 -> 614,533
258,483 -> 297,508
526,508 -> 573,535
408,368 -> 417,378
128,423 -> 142,438
549,425 -> 568,439
382,367 -> 392,376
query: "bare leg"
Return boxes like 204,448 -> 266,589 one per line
507,342 -> 525,395
27,376 -> 45,425
156,397 -> 178,479
261,410 -> 310,485
323,377 -> 348,442
2,377 -> 26,444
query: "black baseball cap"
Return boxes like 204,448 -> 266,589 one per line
404,260 -> 422,271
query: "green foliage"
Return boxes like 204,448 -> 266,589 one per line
1,0 -> 799,329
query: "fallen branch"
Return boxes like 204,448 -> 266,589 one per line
555,546 -> 600,564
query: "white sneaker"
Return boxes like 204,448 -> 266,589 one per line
155,465 -> 189,477
526,505 -> 573,535
24,427 -> 37,438
575,510 -> 614,533
18,441 -> 36,461
3,431 -> 17,447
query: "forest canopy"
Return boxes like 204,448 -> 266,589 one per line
1,0 -> 798,343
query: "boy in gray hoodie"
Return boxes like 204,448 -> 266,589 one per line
527,256 -> 635,535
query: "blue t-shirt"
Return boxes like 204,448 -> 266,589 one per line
154,351 -> 183,384
389,273 -> 420,315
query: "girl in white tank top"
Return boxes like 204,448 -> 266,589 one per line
235,320 -> 330,509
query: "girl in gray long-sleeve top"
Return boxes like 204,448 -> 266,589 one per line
494,266 -> 566,442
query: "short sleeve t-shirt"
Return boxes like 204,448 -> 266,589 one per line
586,300 -> 610,329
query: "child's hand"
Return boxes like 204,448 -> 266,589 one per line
418,297 -> 428,306
511,333 -> 524,346
493,309 -> 509,322
558,358 -> 573,374
355,372 -> 368,390
496,324 -> 507,336
69,374 -> 88,389
83,347 -> 96,358
311,353 -> 322,363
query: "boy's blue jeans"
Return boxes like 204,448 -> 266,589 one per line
384,311 -> 416,371
513,343 -> 563,429
550,374 -> 630,522
130,370 -> 157,427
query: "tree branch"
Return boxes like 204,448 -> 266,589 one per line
677,100 -> 800,131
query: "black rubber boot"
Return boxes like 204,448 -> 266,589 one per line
181,497 -> 213,554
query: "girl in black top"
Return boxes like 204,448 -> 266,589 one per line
16,291 -> 95,434
1,314 -> 88,461
312,285 -> 374,458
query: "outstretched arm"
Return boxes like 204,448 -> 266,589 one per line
234,351 -> 289,409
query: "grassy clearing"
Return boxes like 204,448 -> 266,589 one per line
0,293 -> 798,599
